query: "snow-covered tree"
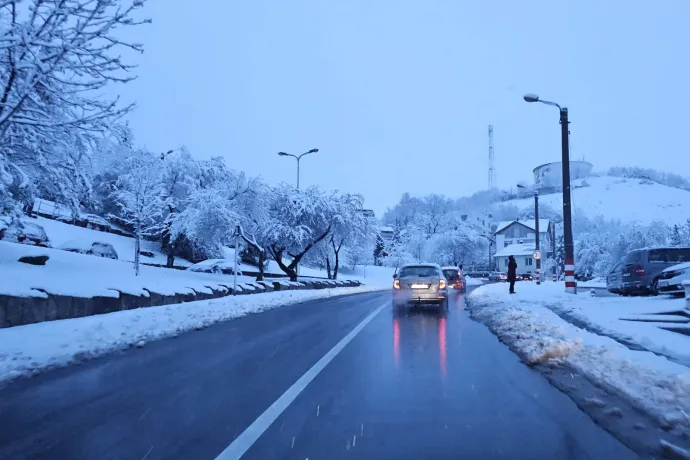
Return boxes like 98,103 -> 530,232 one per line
326,193 -> 370,279
169,167 -> 258,260
113,151 -> 164,275
0,0 -> 149,215
261,185 -> 337,281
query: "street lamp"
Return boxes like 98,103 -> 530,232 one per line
523,93 -> 576,294
277,148 -> 319,190
517,184 -> 540,285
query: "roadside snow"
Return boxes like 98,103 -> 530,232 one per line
467,282 -> 690,433
465,277 -> 484,287
0,285 -> 388,384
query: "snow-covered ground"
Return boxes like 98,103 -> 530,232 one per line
0,285 -> 388,384
505,175 -> 690,226
35,216 -> 192,267
0,241 -> 258,298
467,282 -> 690,433
465,276 -> 484,287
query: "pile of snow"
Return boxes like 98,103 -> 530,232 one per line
467,282 -> 690,434
505,176 -> 690,226
0,284 -> 387,384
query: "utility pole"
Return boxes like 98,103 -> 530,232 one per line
523,93 -> 576,293
560,108 -> 576,293
534,191 -> 540,285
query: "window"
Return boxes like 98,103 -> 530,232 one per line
504,259 -> 508,267
624,251 -> 642,264
648,248 -> 690,263
525,258 -> 532,266
504,241 -> 509,247
398,266 -> 440,277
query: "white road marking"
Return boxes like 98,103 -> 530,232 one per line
214,303 -> 387,460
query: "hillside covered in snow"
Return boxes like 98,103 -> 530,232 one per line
504,175 -> 690,226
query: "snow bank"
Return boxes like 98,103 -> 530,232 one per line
467,282 -> 690,433
0,285 -> 387,384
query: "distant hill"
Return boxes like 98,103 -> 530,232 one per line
502,175 -> 690,226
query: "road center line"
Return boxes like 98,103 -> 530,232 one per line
214,302 -> 387,460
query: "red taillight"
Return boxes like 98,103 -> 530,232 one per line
635,266 -> 645,276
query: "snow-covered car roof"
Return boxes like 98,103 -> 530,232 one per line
187,259 -> 241,272
662,261 -> 690,272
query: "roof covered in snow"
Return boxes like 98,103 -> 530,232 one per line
495,243 -> 537,258
494,219 -> 551,234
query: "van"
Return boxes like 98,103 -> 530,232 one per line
620,247 -> 690,295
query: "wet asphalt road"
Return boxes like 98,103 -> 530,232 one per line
0,288 -> 638,460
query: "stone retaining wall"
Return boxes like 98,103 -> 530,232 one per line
0,279 -> 361,328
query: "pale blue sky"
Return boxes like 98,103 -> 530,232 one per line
116,0 -> 690,216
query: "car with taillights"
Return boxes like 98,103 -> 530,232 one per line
619,247 -> 690,295
441,266 -> 465,292
393,263 -> 449,311
657,261 -> 690,296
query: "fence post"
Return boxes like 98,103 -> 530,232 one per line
684,281 -> 690,311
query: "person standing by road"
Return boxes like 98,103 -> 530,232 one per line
507,256 -> 517,294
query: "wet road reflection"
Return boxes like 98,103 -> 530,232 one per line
243,290 -> 639,460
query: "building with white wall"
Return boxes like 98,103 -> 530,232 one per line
493,219 -> 551,276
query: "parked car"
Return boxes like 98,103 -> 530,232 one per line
187,259 -> 242,275
393,263 -> 448,311
520,273 -> 533,281
619,247 -> 690,295
441,266 -> 465,292
58,240 -> 119,260
488,272 -> 507,282
606,261 -> 624,294
657,261 -> 690,296
0,219 -> 50,247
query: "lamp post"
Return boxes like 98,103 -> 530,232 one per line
517,184 -> 540,285
277,148 -> 319,278
523,94 -> 576,293
277,148 -> 319,190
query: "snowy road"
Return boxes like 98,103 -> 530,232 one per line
0,289 -> 638,460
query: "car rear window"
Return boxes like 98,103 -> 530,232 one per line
624,251 -> 642,263
399,266 -> 439,277
648,248 -> 690,263
442,269 -> 459,280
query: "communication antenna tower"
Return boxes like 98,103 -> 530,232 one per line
488,125 -> 496,189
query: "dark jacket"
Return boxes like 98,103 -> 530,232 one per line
507,257 -> 517,281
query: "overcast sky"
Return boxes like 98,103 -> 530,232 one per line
116,0 -> 690,216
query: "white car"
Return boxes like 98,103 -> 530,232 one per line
186,259 -> 242,275
657,262 -> 690,296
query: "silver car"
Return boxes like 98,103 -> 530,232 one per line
392,263 -> 449,311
